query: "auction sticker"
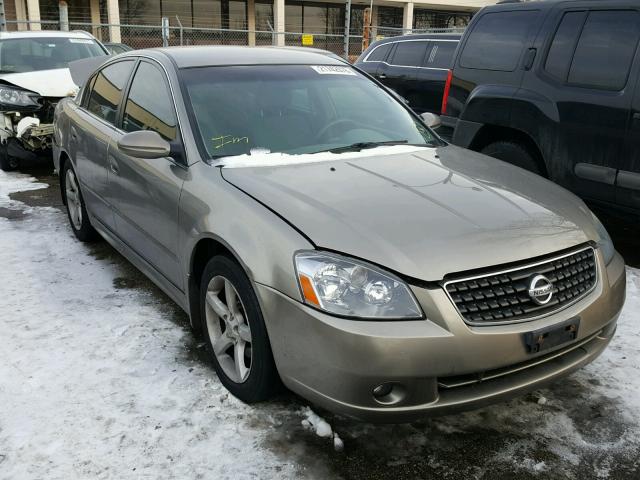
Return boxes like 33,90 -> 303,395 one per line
310,65 -> 357,76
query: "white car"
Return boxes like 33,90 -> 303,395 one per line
0,30 -> 108,171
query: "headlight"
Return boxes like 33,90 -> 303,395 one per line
0,86 -> 41,110
591,212 -> 615,265
294,251 -> 423,319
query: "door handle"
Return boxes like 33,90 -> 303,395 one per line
523,48 -> 537,71
377,73 -> 387,79
110,162 -> 119,175
633,112 -> 640,121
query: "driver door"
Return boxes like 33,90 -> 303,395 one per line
108,60 -> 186,290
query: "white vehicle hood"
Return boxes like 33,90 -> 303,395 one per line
0,68 -> 77,97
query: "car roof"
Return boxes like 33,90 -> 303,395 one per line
372,33 -> 462,45
150,46 -> 348,68
0,30 -> 96,40
489,0 -> 623,9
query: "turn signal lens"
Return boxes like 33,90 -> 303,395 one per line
299,274 -> 320,306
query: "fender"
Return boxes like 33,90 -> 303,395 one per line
453,84 -> 520,147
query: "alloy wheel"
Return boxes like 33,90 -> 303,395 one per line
205,275 -> 253,383
65,169 -> 83,231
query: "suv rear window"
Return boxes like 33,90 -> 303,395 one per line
424,42 -> 457,69
567,10 -> 640,91
544,11 -> 587,81
459,11 -> 537,71
366,42 -> 392,62
390,41 -> 427,67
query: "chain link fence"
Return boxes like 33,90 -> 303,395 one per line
5,20 -> 464,60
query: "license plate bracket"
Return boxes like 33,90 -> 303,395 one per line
523,317 -> 580,354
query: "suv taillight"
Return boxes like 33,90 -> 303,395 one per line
441,70 -> 453,115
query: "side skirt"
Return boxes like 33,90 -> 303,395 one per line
89,213 -> 191,316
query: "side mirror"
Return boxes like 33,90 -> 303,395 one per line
117,130 -> 171,159
420,112 -> 442,130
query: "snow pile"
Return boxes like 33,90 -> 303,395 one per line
0,171 -> 304,479
301,407 -> 344,452
217,145 -> 431,168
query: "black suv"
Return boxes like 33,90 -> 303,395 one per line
444,0 -> 640,215
355,34 -> 461,114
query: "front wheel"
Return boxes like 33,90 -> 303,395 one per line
0,143 -> 19,171
200,255 -> 280,403
62,162 -> 99,242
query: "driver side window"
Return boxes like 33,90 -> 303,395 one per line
122,62 -> 177,142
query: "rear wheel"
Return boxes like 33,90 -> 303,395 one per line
62,161 -> 99,242
481,140 -> 543,176
0,143 -> 19,171
200,255 -> 279,403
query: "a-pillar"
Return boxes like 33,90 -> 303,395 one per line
26,0 -> 40,30
106,0 -> 121,43
247,0 -> 256,46
90,0 -> 101,40
273,0 -> 285,46
402,2 -> 413,33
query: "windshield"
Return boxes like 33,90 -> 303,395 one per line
0,37 -> 106,73
181,65 -> 441,160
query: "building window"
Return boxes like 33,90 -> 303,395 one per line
118,0 -> 246,29
377,6 -> 403,28
413,9 -> 473,30
255,0 -> 273,31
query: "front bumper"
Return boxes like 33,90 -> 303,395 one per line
256,250 -> 626,423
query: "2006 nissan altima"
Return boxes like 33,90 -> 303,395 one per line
53,47 -> 626,422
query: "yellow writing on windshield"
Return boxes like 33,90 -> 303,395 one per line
213,135 -> 249,149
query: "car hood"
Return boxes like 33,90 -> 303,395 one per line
0,68 -> 77,97
220,145 -> 598,281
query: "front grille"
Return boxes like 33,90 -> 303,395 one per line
444,247 -> 597,325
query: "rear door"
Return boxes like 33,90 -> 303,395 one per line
72,59 -> 135,231
527,5 -> 640,204
414,40 -> 458,114
617,60 -> 640,211
108,60 -> 186,290
375,40 -> 428,108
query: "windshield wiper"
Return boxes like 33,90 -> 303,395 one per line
318,140 -> 410,154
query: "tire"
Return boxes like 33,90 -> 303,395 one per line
61,161 -> 99,242
481,140 -> 543,176
0,143 -> 19,171
200,255 -> 280,403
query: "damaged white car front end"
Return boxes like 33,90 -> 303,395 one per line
0,69 -> 79,169
0,31 -> 108,171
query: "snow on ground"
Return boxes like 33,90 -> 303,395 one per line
0,171 -> 318,479
0,170 -> 639,480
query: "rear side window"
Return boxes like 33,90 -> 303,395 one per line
544,11 -> 586,81
568,11 -> 640,91
86,60 -> 134,125
366,43 -> 392,62
424,42 -> 457,69
459,11 -> 537,71
390,41 -> 428,67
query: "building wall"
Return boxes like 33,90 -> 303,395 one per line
5,0 -> 495,44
